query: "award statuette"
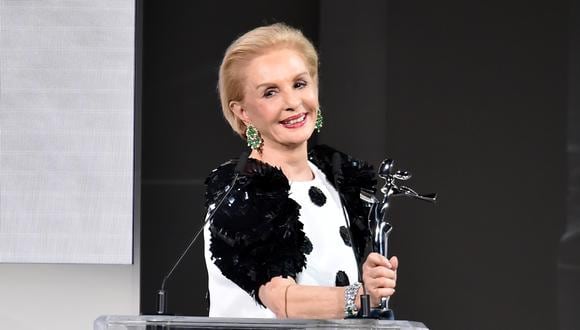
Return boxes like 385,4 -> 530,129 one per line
359,158 -> 437,320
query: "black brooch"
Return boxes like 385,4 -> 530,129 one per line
335,270 -> 350,286
308,186 -> 326,206
339,226 -> 352,247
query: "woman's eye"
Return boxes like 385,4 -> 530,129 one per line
294,80 -> 307,89
263,89 -> 277,98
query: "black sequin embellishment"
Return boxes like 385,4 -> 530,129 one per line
206,158 -> 311,307
308,186 -> 326,206
339,226 -> 352,247
335,270 -> 350,286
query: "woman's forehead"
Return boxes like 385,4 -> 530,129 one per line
244,48 -> 311,86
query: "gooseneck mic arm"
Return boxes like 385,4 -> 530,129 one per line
156,151 -> 249,315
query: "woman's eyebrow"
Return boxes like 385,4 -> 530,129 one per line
255,82 -> 276,90
294,72 -> 309,79
255,72 -> 309,90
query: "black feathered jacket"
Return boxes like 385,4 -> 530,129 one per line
204,145 -> 376,306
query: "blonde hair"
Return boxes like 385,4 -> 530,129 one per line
218,23 -> 319,137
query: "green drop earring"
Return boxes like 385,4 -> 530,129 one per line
315,108 -> 324,133
245,124 -> 263,150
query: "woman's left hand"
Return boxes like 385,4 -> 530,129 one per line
361,253 -> 398,306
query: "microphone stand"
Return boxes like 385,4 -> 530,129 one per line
359,158 -> 437,319
156,152 -> 249,315
156,224 -> 206,315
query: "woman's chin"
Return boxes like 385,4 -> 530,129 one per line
287,132 -> 315,147
281,140 -> 309,149
265,139 -> 309,151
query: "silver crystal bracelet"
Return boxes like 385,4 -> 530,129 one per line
344,282 -> 362,318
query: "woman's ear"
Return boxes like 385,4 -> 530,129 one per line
229,101 -> 250,124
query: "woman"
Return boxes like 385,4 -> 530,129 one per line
203,23 -> 398,319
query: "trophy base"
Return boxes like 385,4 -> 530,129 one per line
369,307 -> 395,320
346,308 -> 395,320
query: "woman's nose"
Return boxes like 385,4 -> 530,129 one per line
283,90 -> 301,111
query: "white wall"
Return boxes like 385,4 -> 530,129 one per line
0,264 -> 139,330
0,1 -> 139,329
0,0 -> 135,265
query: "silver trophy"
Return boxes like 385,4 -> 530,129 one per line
360,158 -> 437,319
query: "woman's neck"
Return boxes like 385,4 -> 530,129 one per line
250,143 -> 313,181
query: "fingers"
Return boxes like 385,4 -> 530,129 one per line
363,253 -> 399,273
363,274 -> 396,304
363,252 -> 391,269
365,276 -> 396,290
362,254 -> 399,305
363,267 -> 396,292
364,265 -> 396,280
389,256 -> 399,271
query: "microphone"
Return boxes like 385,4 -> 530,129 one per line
156,151 -> 250,315
331,152 -> 371,318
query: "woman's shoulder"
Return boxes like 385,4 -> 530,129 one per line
204,156 -> 290,211
308,144 -> 377,192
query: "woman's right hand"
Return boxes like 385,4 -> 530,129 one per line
361,253 -> 398,306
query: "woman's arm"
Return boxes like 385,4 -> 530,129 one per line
259,277 -> 344,319
259,253 -> 398,319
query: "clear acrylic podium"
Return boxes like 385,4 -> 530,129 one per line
95,315 -> 429,329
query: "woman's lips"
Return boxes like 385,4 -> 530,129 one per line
280,113 -> 307,128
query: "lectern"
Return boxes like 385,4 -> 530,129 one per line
95,315 -> 429,329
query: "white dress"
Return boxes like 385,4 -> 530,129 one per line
203,161 -> 359,318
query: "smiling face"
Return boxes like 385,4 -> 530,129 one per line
230,48 -> 319,152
